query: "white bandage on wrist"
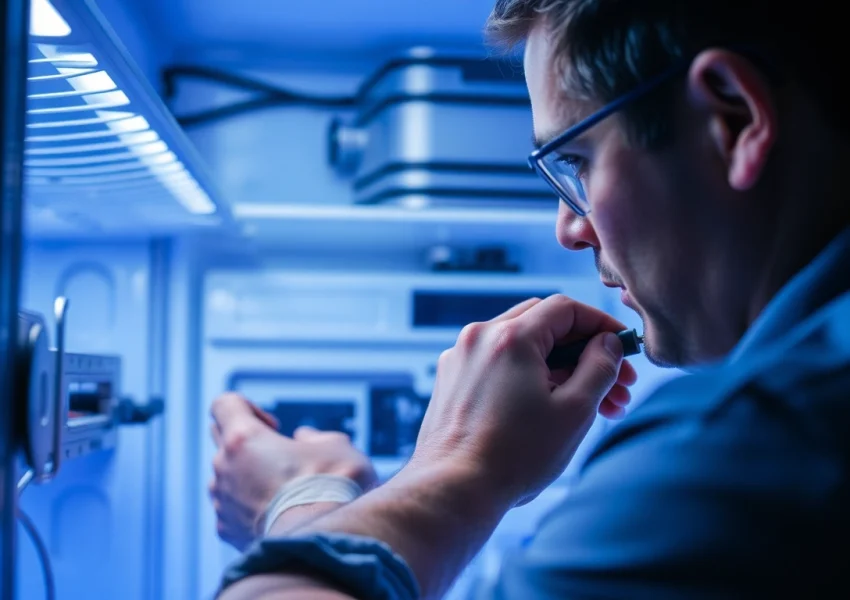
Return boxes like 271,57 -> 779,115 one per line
260,474 -> 364,536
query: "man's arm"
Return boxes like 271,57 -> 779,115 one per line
217,296 -> 636,600
220,463 -> 508,600
240,372 -> 847,600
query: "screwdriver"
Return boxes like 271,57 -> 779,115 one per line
546,329 -> 643,370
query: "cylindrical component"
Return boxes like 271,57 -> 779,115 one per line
546,329 -> 643,370
327,117 -> 368,175
15,311 -> 55,482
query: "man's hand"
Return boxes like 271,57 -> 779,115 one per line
209,393 -> 378,550
409,294 -> 638,507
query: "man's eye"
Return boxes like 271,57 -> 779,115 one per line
556,154 -> 583,166
554,154 -> 589,181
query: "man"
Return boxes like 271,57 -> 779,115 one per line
209,0 -> 850,597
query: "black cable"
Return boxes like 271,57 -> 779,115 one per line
17,469 -> 56,600
16,508 -> 56,600
162,64 -> 358,105
161,64 -> 358,128
161,55 -> 525,129
175,93 -> 344,129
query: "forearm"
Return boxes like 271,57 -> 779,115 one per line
219,503 -> 355,600
219,573 -> 352,600
288,463 -> 508,598
222,463 -> 509,600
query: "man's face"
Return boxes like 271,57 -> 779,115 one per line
524,24 -> 739,367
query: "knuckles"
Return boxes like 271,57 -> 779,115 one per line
490,321 -> 523,357
457,321 -> 486,351
211,451 -> 226,476
592,353 -> 620,383
222,426 -> 254,455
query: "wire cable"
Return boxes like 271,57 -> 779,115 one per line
17,469 -> 56,600
161,64 -> 358,128
161,55 -> 525,128
16,508 -> 55,600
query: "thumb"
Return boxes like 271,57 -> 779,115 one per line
293,425 -> 322,441
554,332 -> 623,408
247,403 -> 279,430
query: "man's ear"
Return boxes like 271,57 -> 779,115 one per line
686,49 -> 778,191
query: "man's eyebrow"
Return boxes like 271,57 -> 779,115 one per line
532,114 -> 583,150
531,133 -> 548,150
531,129 -> 567,150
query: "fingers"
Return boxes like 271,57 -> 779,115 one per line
210,392 -> 279,448
551,359 -> 637,390
210,393 -> 277,449
293,425 -> 321,441
248,403 -> 279,430
210,395 -> 259,456
617,359 -> 638,386
599,382 -> 633,420
451,298 -> 543,355
554,332 -> 623,409
599,399 -> 627,420
210,422 -> 222,447
293,426 -> 352,447
514,294 -> 628,357
210,393 -> 256,432
548,366 -> 575,387
605,383 -> 632,408
488,297 -> 544,323
213,506 -> 253,552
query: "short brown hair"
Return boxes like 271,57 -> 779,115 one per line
485,0 -> 846,147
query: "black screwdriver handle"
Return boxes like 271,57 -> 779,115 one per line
546,329 -> 642,370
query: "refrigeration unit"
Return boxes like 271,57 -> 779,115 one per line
0,1 -> 681,599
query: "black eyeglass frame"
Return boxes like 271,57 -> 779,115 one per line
527,59 -> 693,216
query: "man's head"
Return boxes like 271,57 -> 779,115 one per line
487,0 -> 850,367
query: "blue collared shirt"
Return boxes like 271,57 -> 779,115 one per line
495,227 -> 850,599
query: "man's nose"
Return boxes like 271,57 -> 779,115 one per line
555,202 -> 598,251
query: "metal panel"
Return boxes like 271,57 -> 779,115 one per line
16,242 -> 154,600
0,0 -> 30,597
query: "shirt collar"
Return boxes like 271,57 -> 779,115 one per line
728,227 -> 850,363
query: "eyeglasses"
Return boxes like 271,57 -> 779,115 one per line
527,60 -> 691,216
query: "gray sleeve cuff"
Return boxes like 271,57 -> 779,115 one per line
217,532 -> 420,600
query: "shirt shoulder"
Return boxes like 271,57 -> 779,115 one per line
599,306 -> 850,463
495,324 -> 850,600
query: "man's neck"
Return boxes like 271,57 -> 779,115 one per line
748,94 -> 850,327
749,212 -> 850,329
